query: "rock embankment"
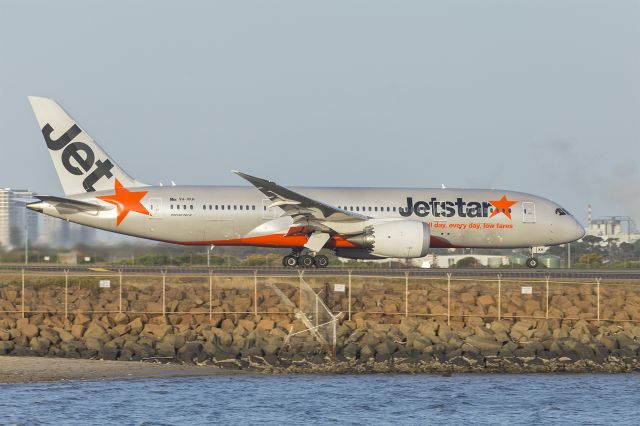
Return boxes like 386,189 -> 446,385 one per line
2,277 -> 640,372
2,313 -> 640,373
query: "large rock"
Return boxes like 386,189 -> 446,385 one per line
84,323 -> 108,340
39,328 -> 60,345
84,337 -> 104,353
17,320 -> 39,339
156,341 -> 176,358
256,319 -> 275,331
100,341 -> 120,360
465,335 -> 502,352
177,342 -> 203,363
142,323 -> 172,340
0,341 -> 15,354
128,318 -> 144,334
53,327 -> 75,343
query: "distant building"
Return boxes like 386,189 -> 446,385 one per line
586,216 -> 639,243
0,188 -> 39,251
38,216 -> 96,248
0,189 -> 10,250
410,253 -> 509,268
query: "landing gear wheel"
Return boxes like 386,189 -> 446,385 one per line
283,255 -> 298,268
526,257 -> 539,269
298,255 -> 315,268
314,255 -> 329,268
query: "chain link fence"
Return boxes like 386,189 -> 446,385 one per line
1,270 -> 639,325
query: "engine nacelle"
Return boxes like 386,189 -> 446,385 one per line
346,220 -> 430,258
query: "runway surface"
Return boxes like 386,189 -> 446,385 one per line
1,264 -> 640,279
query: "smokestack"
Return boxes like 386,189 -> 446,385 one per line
587,204 -> 592,228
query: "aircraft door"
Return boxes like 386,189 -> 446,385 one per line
146,198 -> 163,233
522,202 -> 536,223
148,198 -> 162,217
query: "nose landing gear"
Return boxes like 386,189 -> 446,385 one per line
526,246 -> 539,268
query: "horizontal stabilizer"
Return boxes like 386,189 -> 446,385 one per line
28,195 -> 114,213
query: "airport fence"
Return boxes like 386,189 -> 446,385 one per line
0,270 -> 639,325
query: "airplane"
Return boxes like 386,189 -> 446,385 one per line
25,97 -> 585,268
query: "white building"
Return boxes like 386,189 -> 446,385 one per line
0,188 -> 39,251
0,189 -> 10,250
38,216 -> 96,248
410,253 -> 509,268
586,216 -> 640,243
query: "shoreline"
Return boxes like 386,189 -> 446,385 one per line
0,356 -> 246,384
2,355 -> 640,384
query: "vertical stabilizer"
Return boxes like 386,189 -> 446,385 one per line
28,96 -> 146,195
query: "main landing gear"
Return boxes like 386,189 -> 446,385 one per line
282,251 -> 329,268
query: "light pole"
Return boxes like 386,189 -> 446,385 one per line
24,220 -> 29,266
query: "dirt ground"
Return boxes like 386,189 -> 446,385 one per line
0,356 -> 243,384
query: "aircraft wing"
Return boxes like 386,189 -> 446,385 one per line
32,195 -> 114,212
233,171 -> 368,222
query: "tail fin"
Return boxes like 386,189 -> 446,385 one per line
28,96 -> 146,195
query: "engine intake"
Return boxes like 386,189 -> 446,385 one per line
346,220 -> 430,258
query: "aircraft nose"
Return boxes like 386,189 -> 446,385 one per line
573,219 -> 586,241
564,218 -> 585,242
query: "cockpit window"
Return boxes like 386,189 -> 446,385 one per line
555,208 -> 568,216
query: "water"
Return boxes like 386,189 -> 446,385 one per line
2,374 -> 640,425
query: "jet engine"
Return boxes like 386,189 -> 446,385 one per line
344,220 -> 430,258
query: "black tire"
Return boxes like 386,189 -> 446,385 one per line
298,255 -> 315,268
283,255 -> 298,268
314,255 -> 329,268
526,257 -> 539,268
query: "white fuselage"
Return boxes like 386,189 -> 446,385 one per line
30,185 -> 585,252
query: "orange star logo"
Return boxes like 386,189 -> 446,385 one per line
489,195 -> 518,220
97,179 -> 150,225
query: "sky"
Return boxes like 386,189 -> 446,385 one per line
1,0 -> 639,226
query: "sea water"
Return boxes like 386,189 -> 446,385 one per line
2,374 -> 639,425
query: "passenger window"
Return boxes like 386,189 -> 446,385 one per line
246,205 -> 249,210
240,205 -> 243,210
393,207 -> 396,212
227,205 -> 231,210
368,207 -> 372,212
356,207 -> 360,211
234,205 -> 237,210
252,205 -> 255,210
190,205 -> 193,210
374,207 -> 378,212
215,205 -> 218,210
350,206 -> 353,211
202,205 -> 206,210
221,205 -> 225,210
386,207 -> 390,212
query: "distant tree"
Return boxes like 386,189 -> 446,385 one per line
241,253 -> 282,267
579,253 -> 603,266
582,235 -> 603,245
456,257 -> 481,268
